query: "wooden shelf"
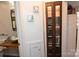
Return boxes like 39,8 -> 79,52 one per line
0,40 -> 19,48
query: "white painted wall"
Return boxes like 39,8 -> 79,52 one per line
67,14 -> 77,57
15,1 -> 45,57
43,2 -> 47,57
62,2 -> 68,57
68,1 -> 79,57
62,2 -> 77,57
75,12 -> 79,56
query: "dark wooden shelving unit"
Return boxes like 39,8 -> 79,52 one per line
45,1 -> 62,57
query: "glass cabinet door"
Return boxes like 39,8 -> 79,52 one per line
55,5 -> 61,48
46,4 -> 55,56
46,2 -> 62,57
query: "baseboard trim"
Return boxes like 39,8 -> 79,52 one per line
62,52 -> 68,57
75,51 -> 79,57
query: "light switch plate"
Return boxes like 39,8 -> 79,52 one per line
27,15 -> 34,22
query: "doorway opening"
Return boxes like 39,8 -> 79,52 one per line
0,1 -> 19,57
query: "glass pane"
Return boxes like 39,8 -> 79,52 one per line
48,37 -> 52,40
55,29 -> 60,47
55,5 -> 60,17
55,5 -> 60,26
48,30 -> 52,36
48,41 -> 52,45
56,17 -> 60,26
47,6 -> 52,17
56,36 -> 60,47
48,17 -> 53,25
56,28 -> 60,36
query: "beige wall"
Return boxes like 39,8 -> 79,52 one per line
0,1 -> 17,41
